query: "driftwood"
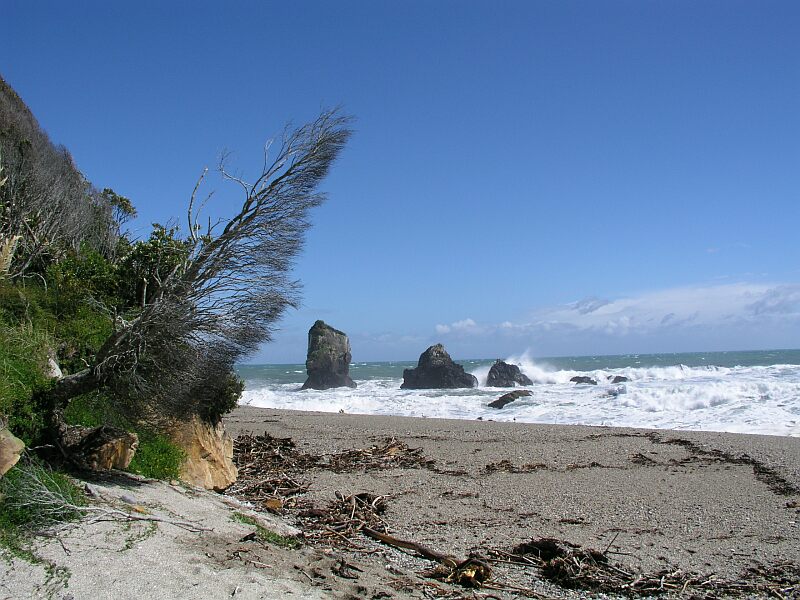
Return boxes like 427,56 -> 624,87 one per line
491,537 -> 800,599
363,527 -> 492,588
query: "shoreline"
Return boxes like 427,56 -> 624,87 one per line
225,406 -> 800,594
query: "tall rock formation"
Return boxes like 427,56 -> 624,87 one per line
401,344 -> 478,389
302,320 -> 356,390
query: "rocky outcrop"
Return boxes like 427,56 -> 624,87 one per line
65,426 -> 139,471
401,344 -> 478,389
488,389 -> 532,409
0,427 -> 25,477
170,416 -> 237,492
302,320 -> 356,390
486,360 -> 532,387
570,376 -> 597,385
608,375 -> 629,384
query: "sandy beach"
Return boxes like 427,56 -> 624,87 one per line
225,406 -> 800,597
3,408 -> 798,599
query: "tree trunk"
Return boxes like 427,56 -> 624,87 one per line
36,368 -> 102,456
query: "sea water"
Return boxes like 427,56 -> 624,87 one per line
237,349 -> 800,437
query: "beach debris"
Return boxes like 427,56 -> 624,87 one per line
486,360 -> 533,387
331,556 -> 364,579
228,433 -> 435,514
656,436 -> 800,496
484,459 -> 546,474
298,491 -> 389,546
630,452 -> 660,465
362,527 -> 492,588
569,376 -> 597,385
490,537 -> 800,598
488,390 -> 532,409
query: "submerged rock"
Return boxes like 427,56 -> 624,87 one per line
488,389 -> 532,409
401,344 -> 478,389
606,385 -> 627,398
570,376 -> 597,385
608,375 -> 629,384
486,360 -> 533,387
302,320 -> 356,390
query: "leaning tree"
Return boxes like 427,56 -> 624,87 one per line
40,109 -> 352,450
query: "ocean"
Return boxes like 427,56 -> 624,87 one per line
237,349 -> 800,437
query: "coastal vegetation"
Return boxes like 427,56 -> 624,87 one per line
0,72 -> 351,550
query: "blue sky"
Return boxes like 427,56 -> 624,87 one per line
3,1 -> 799,362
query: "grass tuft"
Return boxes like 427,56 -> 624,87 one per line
231,512 -> 301,549
0,456 -> 85,560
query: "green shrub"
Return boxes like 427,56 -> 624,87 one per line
197,370 -> 244,425
63,390 -> 115,429
127,430 -> 185,480
116,225 -> 189,308
50,305 -> 112,375
0,281 -> 47,326
45,244 -> 119,312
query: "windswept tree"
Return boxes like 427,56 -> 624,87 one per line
41,109 -> 352,446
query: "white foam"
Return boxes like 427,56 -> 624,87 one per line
240,359 -> 800,437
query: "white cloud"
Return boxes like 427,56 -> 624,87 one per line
435,317 -> 481,336
746,285 -> 800,316
433,282 -> 800,344
529,282 -> 773,334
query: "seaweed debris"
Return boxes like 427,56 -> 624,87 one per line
228,433 -> 434,514
491,537 -> 800,598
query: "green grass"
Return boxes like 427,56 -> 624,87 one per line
231,512 -> 301,549
0,322 -> 52,444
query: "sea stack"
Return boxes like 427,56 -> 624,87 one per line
401,343 -> 478,389
301,320 -> 357,390
486,360 -> 533,387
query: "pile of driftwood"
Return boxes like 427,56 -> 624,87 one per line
229,433 -> 493,590
297,491 -> 388,545
490,537 -> 799,599
226,434 -> 309,512
228,433 -> 433,515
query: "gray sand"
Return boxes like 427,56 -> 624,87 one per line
227,407 -> 800,584
3,408 -> 798,599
